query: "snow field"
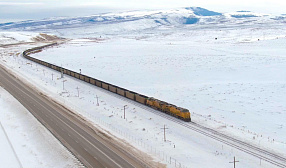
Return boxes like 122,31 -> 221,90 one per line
32,36 -> 286,148
0,121 -> 20,168
0,39 -> 283,167
0,32 -> 38,44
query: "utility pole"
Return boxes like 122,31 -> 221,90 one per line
229,157 -> 239,168
96,95 -> 99,106
61,64 -> 64,78
123,105 -> 127,119
62,80 -> 67,90
161,125 -> 169,142
76,87 -> 80,97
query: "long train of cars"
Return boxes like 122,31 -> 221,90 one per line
23,43 -> 191,122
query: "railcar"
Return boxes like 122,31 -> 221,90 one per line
95,80 -> 102,87
116,87 -> 126,97
90,78 -> 96,85
126,91 -> 135,100
102,82 -> 109,90
84,76 -> 90,83
109,85 -> 117,93
79,74 -> 85,80
135,94 -> 147,105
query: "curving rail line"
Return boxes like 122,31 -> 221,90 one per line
23,43 -> 286,168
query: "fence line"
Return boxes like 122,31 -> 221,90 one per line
82,111 -> 188,168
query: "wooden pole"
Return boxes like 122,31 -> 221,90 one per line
229,157 -> 239,168
161,125 -> 169,142
62,80 -> 67,90
96,95 -> 99,106
124,105 -> 127,119
76,87 -> 79,97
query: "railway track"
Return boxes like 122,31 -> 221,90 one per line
184,122 -> 286,168
21,44 -> 285,167
102,89 -> 286,168
145,108 -> 286,167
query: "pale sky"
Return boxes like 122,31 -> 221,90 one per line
0,0 -> 285,22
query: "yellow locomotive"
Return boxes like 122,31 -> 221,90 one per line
146,97 -> 191,121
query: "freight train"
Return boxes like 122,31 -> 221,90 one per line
23,43 -> 191,122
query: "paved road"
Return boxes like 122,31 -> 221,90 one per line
0,65 -> 148,168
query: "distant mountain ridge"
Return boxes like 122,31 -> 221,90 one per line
0,7 -> 285,32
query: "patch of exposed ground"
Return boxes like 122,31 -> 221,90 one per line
31,33 -> 64,42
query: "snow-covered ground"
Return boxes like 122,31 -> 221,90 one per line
32,27 -> 286,147
0,41 -> 276,168
1,7 -> 286,168
0,81 -> 81,168
0,32 -> 38,44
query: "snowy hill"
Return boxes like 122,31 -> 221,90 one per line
0,7 -> 285,36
